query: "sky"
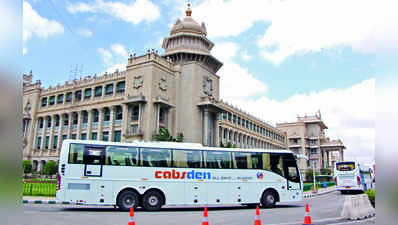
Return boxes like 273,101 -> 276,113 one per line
22,0 -> 398,165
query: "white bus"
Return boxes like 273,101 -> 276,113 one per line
334,161 -> 373,194
56,140 -> 303,211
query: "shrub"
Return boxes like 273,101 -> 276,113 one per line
305,169 -> 319,182
43,161 -> 58,175
320,168 -> 331,175
366,189 -> 375,208
23,160 -> 32,174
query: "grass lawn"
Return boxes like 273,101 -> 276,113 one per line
23,182 -> 56,197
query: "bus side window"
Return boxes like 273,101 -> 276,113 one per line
250,153 -> 261,169
232,152 -> 248,169
269,153 -> 284,177
105,146 -> 138,166
68,144 -> 84,164
173,149 -> 202,168
262,153 -> 271,171
141,148 -> 171,168
84,147 -> 104,165
205,151 -> 231,169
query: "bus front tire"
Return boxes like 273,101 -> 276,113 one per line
142,190 -> 164,211
117,190 -> 140,211
261,190 -> 276,208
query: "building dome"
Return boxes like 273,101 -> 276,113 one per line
170,4 -> 207,36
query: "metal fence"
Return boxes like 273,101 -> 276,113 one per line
23,182 -> 56,197
303,181 -> 335,191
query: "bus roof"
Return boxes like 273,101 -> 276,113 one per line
62,139 -> 293,154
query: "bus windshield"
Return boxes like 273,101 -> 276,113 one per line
336,162 -> 355,171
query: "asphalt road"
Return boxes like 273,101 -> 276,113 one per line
23,191 -> 374,225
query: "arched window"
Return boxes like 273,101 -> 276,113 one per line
115,106 -> 123,120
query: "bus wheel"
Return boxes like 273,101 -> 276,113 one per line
142,191 -> 163,211
117,190 -> 140,211
261,190 -> 276,208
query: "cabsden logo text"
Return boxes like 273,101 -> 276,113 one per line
155,169 -> 211,180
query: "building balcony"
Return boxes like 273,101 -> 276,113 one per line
102,121 -> 110,127
114,120 -> 122,126
124,127 -> 143,137
81,123 -> 88,129
91,122 -> 98,128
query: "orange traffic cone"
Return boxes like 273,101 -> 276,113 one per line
128,206 -> 135,225
254,205 -> 261,225
303,203 -> 312,225
202,206 -> 209,225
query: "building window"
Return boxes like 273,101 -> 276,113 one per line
74,90 -> 82,101
49,96 -> 55,105
115,106 -> 123,120
131,105 -> 139,121
84,88 -> 92,99
227,112 -> 232,121
222,113 -> 227,120
65,92 -> 72,102
52,135 -> 58,149
36,137 -> 42,149
72,112 -> 78,125
55,115 -> 60,127
311,149 -> 317,154
94,86 -> 102,97
82,111 -> 88,124
91,132 -> 97,140
46,116 -> 51,128
62,134 -> 67,141
103,108 -> 110,121
63,114 -> 69,126
246,120 -> 249,128
233,115 -> 237,123
38,117 -> 44,128
92,109 -> 99,122
71,134 -> 77,140
81,133 -> 87,140
238,117 -> 241,125
105,83 -> 114,95
45,136 -> 49,149
56,94 -> 64,104
102,131 -> 109,141
116,81 -> 125,93
159,107 -> 167,125
130,125 -> 138,134
113,130 -> 121,142
41,97 -> 47,107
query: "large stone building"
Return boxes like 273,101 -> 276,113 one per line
23,6 -> 287,171
276,111 -> 345,174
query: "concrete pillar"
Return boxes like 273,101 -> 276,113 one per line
57,114 -> 63,155
49,115 -> 55,151
215,114 -> 220,147
339,148 -> 344,161
76,111 -> 82,140
67,112 -> 72,139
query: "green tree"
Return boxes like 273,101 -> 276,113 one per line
43,161 -> 58,175
153,127 -> 184,142
23,160 -> 32,174
219,142 -> 225,147
320,168 -> 331,175
226,142 -> 233,148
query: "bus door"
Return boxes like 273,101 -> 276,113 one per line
83,145 -> 105,177
283,154 -> 301,191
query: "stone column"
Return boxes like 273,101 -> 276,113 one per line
98,108 -> 103,141
67,112 -> 72,139
202,109 -> 209,146
109,106 -> 115,142
40,118 -> 46,153
339,148 -> 344,161
87,109 -> 92,140
48,115 -> 55,152
76,111 -> 82,140
121,104 -> 128,142
138,103 -> 143,131
57,115 -> 63,156
215,121 -> 220,147
155,104 -> 160,133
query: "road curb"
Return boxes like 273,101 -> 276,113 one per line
303,188 -> 336,198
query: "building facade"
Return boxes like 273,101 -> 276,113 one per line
23,6 -> 287,171
276,112 -> 345,174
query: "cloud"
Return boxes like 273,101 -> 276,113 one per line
98,43 -> 128,73
76,28 -> 92,37
257,0 -> 398,65
241,49 -> 251,61
212,42 -> 267,99
67,0 -> 160,25
221,78 -> 375,164
170,0 -> 398,65
110,43 -> 128,58
23,1 -> 64,53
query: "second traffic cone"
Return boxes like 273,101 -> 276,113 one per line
254,205 -> 261,225
303,203 -> 312,225
128,206 -> 135,225
202,206 -> 209,225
